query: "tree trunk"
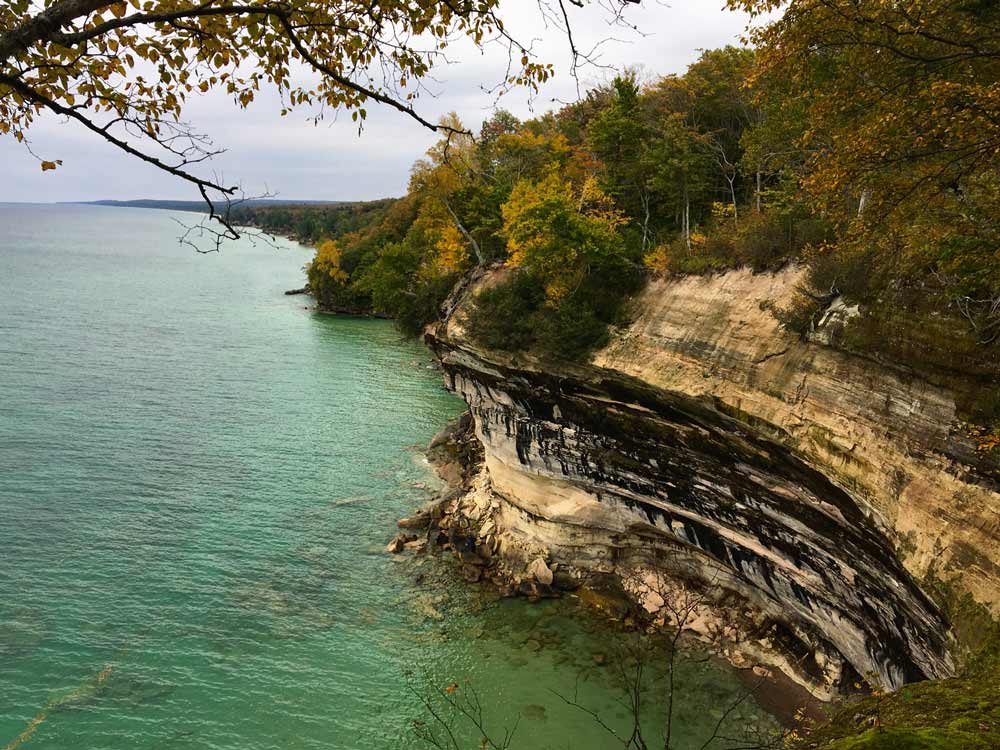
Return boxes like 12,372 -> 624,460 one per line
683,183 -> 691,251
857,188 -> 872,217
441,196 -> 485,266
640,191 -> 651,254
728,174 -> 739,227
0,0 -> 110,63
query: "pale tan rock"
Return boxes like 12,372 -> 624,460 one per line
404,538 -> 427,553
643,590 -> 665,614
594,266 -> 999,613
386,536 -> 406,554
528,557 -> 554,586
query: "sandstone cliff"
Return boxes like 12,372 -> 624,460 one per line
426,265 -> 1000,699
596,266 -> 999,609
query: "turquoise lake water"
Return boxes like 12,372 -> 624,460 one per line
0,204 -> 770,749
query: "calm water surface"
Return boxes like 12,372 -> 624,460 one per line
0,204 -> 770,749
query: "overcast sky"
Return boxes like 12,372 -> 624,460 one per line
1,0 -> 762,203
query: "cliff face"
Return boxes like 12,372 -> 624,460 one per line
595,266 -> 999,609
427,266 -> 999,698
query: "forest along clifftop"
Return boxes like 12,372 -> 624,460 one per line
424,264 -> 1000,700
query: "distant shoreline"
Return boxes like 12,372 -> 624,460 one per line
70,198 -> 350,213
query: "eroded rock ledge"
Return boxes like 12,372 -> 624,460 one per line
420,266 -> 999,699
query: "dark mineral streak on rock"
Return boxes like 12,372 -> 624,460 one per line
426,332 -> 955,692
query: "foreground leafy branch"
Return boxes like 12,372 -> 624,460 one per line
0,0 -> 638,247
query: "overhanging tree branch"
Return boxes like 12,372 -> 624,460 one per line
0,71 -> 236,195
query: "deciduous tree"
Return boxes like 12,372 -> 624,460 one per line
502,170 -> 627,302
731,0 -> 1000,334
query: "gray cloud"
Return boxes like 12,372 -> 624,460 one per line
1,0 -> 760,203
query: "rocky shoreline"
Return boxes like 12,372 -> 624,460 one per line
285,282 -> 390,318
387,411 -> 824,725
388,412 -> 573,597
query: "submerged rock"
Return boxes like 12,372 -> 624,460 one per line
522,704 -> 547,721
387,533 -> 417,554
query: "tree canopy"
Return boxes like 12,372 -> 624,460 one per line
732,0 -> 1000,348
285,47 -> 767,355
